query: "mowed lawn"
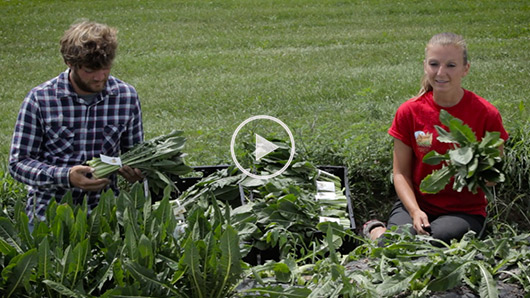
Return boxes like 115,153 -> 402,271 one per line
1,0 -> 528,167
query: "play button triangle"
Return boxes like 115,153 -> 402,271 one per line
255,134 -> 279,161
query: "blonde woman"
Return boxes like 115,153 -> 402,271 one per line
364,33 -> 509,245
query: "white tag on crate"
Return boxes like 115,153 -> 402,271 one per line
315,192 -> 337,200
319,216 -> 341,224
173,205 -> 186,217
100,154 -> 122,167
316,181 -> 335,192
173,222 -> 188,238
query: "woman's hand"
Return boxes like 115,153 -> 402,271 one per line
411,209 -> 431,235
393,139 -> 431,235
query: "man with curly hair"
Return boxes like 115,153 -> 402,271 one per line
9,20 -> 144,229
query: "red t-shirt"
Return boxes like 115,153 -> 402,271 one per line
388,90 -> 509,217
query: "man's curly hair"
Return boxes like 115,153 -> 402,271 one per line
60,20 -> 117,69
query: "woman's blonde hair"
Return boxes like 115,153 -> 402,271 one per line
417,32 -> 468,97
60,20 -> 118,69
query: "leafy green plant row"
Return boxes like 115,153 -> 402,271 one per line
240,226 -> 530,297
0,184 -> 244,297
1,176 -> 529,297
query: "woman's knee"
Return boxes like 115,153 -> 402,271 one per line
430,214 -> 484,244
430,224 -> 469,244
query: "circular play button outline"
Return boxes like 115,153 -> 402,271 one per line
230,115 -> 296,180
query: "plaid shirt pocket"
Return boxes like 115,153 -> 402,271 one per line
102,124 -> 126,155
44,126 -> 75,155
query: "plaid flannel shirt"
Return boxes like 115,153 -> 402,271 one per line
9,69 -> 143,223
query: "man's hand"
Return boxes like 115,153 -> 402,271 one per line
69,165 -> 110,191
118,165 -> 143,183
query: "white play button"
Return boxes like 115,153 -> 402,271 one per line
230,115 -> 296,179
254,134 -> 279,161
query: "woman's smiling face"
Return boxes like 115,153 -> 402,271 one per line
424,44 -> 470,94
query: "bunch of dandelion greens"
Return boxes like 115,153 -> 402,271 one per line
87,130 -> 192,194
314,168 -> 351,228
420,110 -> 505,201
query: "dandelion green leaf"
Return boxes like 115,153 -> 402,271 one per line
123,261 -> 180,296
449,120 -> 477,145
422,150 -> 448,165
241,177 -> 266,187
435,125 -> 457,143
0,238 -> 15,256
467,156 -> 479,178
428,262 -> 467,291
89,202 -> 103,242
130,182 -> 147,210
183,235 -> 204,297
308,277 -> 341,298
479,131 -> 503,149
439,110 -> 477,144
325,225 -> 338,263
37,237 -> 51,279
56,204 -> 75,231
59,245 -> 73,282
277,197 -> 305,221
244,285 -> 311,297
420,166 -> 455,194
138,234 -> 153,267
70,239 -> 89,285
90,253 -> 118,294
4,248 -> 38,298
474,262 -> 499,298
449,146 -> 474,166
171,264 -> 186,285
271,262 -> 291,283
376,272 -> 415,297
125,224 -> 139,261
0,217 -> 23,254
151,170 -> 176,192
217,225 -> 242,297
439,109 -> 454,127
152,195 -> 171,229
14,206 -> 31,251
72,208 -> 87,244
466,179 -> 477,194
42,279 -> 87,298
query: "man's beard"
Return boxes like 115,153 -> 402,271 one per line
70,69 -> 107,94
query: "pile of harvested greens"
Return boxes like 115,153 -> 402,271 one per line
172,140 -> 355,262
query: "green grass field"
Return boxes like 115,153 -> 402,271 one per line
1,0 -> 529,225
1,0 -> 528,165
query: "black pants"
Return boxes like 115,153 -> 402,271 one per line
387,201 -> 485,245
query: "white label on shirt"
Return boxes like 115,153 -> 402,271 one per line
316,181 -> 335,192
100,154 -> 122,167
